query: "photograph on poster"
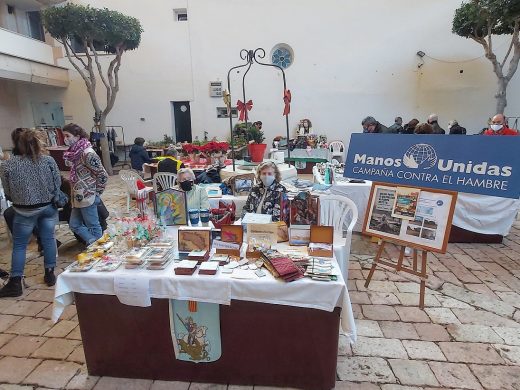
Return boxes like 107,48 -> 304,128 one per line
392,187 -> 420,220
364,183 -> 457,253
367,187 -> 402,236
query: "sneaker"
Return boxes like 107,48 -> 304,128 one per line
44,268 -> 56,287
0,277 -> 23,298
0,269 -> 8,280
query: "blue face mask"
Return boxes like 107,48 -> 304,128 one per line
261,175 -> 275,187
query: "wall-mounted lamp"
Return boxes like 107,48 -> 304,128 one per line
416,51 -> 425,68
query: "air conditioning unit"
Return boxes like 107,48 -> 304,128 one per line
209,81 -> 223,97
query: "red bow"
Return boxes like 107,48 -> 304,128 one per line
283,89 -> 291,116
237,99 -> 253,121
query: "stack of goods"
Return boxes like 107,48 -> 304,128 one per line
261,249 -> 304,282
304,258 -> 338,281
174,260 -> 198,275
68,233 -> 114,272
145,247 -> 174,270
209,253 -> 229,266
124,247 -> 149,269
198,261 -> 219,275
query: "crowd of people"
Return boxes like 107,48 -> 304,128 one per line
362,113 -> 519,136
0,124 -> 108,298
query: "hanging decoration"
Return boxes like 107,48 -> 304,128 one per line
223,90 -> 231,115
237,99 -> 253,121
283,89 -> 292,116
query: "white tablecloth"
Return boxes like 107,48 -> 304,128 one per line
330,179 -> 520,236
53,243 -> 356,342
453,193 -> 520,236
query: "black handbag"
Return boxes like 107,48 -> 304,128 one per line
49,163 -> 68,208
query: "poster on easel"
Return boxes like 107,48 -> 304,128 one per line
363,182 -> 457,253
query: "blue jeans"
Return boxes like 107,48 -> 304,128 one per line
12,204 -> 58,277
69,196 -> 102,245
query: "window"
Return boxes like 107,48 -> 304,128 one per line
271,44 -> 294,69
70,37 -> 107,54
174,8 -> 188,22
27,11 -> 45,42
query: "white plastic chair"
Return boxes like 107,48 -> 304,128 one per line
119,169 -> 153,212
319,195 -> 358,280
153,172 -> 177,193
329,141 -> 345,163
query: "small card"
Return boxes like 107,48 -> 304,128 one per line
255,269 -> 266,277
189,250 -> 207,257
224,261 -> 240,269
221,268 -> 233,274
238,259 -> 248,266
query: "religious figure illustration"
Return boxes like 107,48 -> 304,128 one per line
176,314 -> 211,361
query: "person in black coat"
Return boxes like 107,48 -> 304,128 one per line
448,120 -> 467,135
129,137 -> 151,172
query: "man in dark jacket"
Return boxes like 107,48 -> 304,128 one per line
427,114 -> 446,134
129,137 -> 151,171
448,120 -> 467,135
362,116 -> 389,133
157,148 -> 185,174
387,117 -> 403,133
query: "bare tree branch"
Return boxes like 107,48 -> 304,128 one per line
63,40 -> 100,114
501,39 -> 515,68
89,42 -> 112,108
470,30 -> 504,78
63,39 -> 88,71
505,20 -> 520,81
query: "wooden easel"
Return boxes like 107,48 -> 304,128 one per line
364,240 -> 429,309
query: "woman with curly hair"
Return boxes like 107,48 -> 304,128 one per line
241,161 -> 288,222
63,123 -> 108,246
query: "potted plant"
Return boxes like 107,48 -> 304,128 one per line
182,143 -> 201,162
246,125 -> 266,162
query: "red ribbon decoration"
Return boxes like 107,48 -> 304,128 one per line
283,89 -> 291,116
237,99 -> 253,121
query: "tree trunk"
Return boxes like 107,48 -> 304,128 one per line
98,115 -> 113,175
495,77 -> 508,114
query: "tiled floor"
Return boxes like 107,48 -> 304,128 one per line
0,175 -> 519,389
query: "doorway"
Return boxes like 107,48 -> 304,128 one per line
172,101 -> 192,142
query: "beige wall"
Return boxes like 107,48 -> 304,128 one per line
30,0 -> 520,147
0,80 -> 22,148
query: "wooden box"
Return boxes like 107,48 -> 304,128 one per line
178,227 -> 211,253
216,225 -> 243,257
308,225 -> 334,258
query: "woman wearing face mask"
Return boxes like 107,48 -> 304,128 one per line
241,161 -> 288,222
176,168 -> 209,210
62,123 -> 108,246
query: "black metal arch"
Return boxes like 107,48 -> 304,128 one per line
226,48 -> 291,171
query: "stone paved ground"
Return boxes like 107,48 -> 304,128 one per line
0,176 -> 519,389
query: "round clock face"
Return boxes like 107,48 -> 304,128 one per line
180,105 -> 188,112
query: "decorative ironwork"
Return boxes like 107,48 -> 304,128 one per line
226,48 -> 292,171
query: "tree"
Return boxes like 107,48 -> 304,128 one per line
453,0 -> 520,114
42,4 -> 143,174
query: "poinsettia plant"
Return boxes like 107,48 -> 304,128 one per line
201,141 -> 229,154
182,143 -> 201,155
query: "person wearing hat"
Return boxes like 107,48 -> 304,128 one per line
129,137 -> 152,172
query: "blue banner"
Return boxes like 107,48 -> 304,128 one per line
344,134 -> 520,199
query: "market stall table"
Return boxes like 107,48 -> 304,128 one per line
284,149 -> 330,174
53,243 -> 354,390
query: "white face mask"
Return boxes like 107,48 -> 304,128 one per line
261,175 -> 275,187
490,124 -> 503,131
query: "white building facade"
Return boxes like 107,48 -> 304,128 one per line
1,0 -> 519,150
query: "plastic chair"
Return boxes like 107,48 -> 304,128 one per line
329,141 -> 345,162
153,172 -> 177,193
119,169 -> 153,212
319,194 -> 358,280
